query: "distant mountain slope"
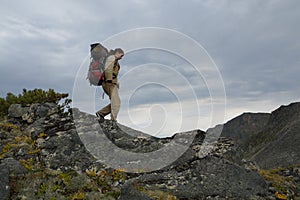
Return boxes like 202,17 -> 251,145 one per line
219,112 -> 270,143
249,102 -> 300,169
211,102 -> 300,169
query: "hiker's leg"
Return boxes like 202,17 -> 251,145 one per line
97,83 -> 112,117
110,85 -> 121,121
97,103 -> 111,117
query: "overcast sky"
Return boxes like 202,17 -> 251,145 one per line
1,0 -> 300,137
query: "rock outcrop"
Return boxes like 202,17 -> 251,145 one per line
1,102 -> 299,199
120,156 -> 268,199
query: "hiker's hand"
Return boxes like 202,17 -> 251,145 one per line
105,80 -> 113,87
106,83 -> 113,87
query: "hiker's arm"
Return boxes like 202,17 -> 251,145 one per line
104,56 -> 115,81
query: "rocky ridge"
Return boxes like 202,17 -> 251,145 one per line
208,102 -> 300,198
0,102 -> 299,199
210,102 -> 300,169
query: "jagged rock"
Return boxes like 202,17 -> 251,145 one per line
41,129 -> 96,171
195,137 -> 234,158
8,103 -> 59,124
7,104 -> 29,118
24,117 -> 47,138
122,156 -> 268,199
1,158 -> 27,176
0,163 -> 10,200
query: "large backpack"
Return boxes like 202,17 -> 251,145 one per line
87,43 -> 108,86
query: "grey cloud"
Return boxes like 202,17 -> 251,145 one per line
0,0 -> 299,133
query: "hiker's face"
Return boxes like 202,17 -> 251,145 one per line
116,52 -> 124,60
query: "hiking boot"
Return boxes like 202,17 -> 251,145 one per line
96,113 -> 105,123
109,120 -> 119,130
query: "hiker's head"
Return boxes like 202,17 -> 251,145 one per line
114,48 -> 124,60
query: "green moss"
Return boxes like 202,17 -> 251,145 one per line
86,167 -> 98,177
71,191 -> 85,200
38,132 -> 48,138
51,185 -> 61,192
138,187 -> 177,200
259,166 -> 298,198
19,158 -> 34,171
133,182 -> 177,200
1,142 -> 18,153
59,172 -> 72,186
37,182 -> 47,198
0,122 -> 19,131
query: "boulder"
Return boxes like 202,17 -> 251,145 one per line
8,104 -> 29,118
121,156 -> 268,199
0,163 -> 10,200
1,158 -> 27,176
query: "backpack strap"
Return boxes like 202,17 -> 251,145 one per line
114,59 -> 121,70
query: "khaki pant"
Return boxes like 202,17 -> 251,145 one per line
97,82 -> 120,121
